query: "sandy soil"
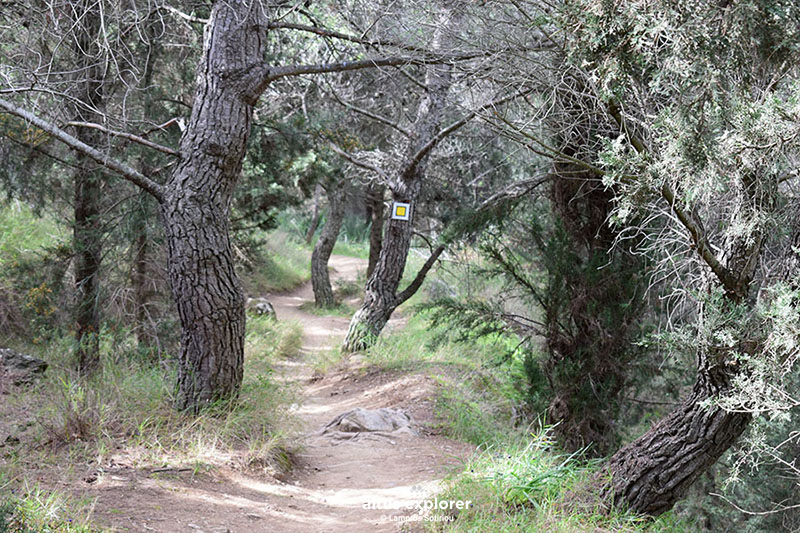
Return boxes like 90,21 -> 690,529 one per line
73,255 -> 474,532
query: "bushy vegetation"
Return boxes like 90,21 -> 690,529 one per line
1,307 -> 302,529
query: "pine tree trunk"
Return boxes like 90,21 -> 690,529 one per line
343,183 -> 419,351
343,9 -> 456,351
132,193 -> 158,353
162,2 -> 267,412
598,156 -> 767,514
306,183 -> 323,244
366,183 -> 385,278
603,354 -> 751,515
311,184 -> 345,307
72,0 -> 103,374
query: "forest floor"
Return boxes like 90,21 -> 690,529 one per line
76,255 -> 474,532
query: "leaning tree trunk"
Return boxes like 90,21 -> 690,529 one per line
343,12 -> 456,351
366,183 -> 385,278
71,0 -> 104,374
305,183 -> 323,244
603,352 -> 751,515
343,181 -> 420,350
311,183 -> 345,307
161,3 -> 267,412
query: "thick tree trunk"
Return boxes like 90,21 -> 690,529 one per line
306,183 -> 323,244
132,193 -> 159,353
366,183 -> 385,278
72,0 -> 104,374
162,2 -> 266,412
596,107 -> 768,513
311,183 -> 345,307
73,163 -> 101,373
604,355 -> 750,515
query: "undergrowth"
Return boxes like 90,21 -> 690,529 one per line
238,230 -> 310,293
0,315 -> 301,530
361,310 -> 695,532
427,426 -> 694,532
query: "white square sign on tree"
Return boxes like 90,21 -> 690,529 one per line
391,202 -> 411,221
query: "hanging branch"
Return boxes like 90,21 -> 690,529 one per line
0,97 -> 165,202
64,121 -> 180,157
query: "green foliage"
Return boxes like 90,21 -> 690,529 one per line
0,485 -> 97,533
432,426 -> 694,533
237,230 -> 310,294
423,194 -> 648,454
233,120 -> 316,233
0,203 -> 71,337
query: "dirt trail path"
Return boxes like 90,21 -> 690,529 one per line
82,255 -> 473,533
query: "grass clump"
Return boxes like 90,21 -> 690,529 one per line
427,425 -> 694,532
0,480 -> 97,533
1,316 -> 302,529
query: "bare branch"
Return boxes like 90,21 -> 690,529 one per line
328,143 -> 389,182
160,4 -> 208,24
407,88 -> 534,175
326,84 -> 410,137
243,53 -> 485,103
396,244 -> 446,305
267,21 -> 430,54
478,176 -> 551,209
64,121 -> 180,157
0,97 -> 165,201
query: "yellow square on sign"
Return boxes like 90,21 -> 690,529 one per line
396,206 -> 406,217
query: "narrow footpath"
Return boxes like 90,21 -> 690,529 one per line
81,255 -> 473,532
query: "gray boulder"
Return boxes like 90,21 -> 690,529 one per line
320,407 -> 418,441
1,348 -> 48,387
245,297 -> 277,319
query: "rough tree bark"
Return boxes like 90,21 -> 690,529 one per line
159,3 -> 272,412
311,181 -> 346,307
366,183 -> 385,278
71,0 -> 104,374
306,183 -> 323,244
342,9 -> 457,351
603,357 -> 751,515
597,108 -> 769,515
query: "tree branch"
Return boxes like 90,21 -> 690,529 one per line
160,4 -> 208,24
243,53 -> 484,103
0,97 -> 165,202
326,84 -> 410,137
396,244 -> 446,305
328,143 -> 389,182
64,121 -> 180,157
407,88 -> 533,175
267,21 -> 430,54
606,101 -> 740,295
